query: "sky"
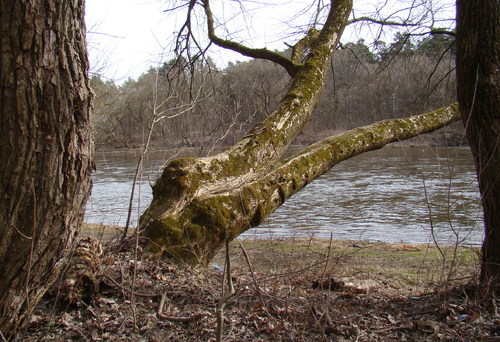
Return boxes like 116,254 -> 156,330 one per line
85,0 -> 319,81
85,0 -> 455,83
85,0 -> 170,81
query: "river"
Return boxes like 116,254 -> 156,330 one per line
85,146 -> 483,246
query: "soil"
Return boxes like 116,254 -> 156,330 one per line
19,228 -> 499,341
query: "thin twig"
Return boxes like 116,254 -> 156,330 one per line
158,313 -> 206,323
225,239 -> 234,294
215,290 -> 239,342
101,274 -> 178,298
320,233 -> 334,290
25,180 -> 37,309
216,238 -> 236,342
157,291 -> 205,322
239,243 -> 265,306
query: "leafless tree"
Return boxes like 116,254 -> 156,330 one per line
139,0 -> 460,264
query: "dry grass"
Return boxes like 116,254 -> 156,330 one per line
21,226 -> 498,341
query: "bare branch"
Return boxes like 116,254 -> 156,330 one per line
348,16 -> 419,27
428,29 -> 456,37
202,0 -> 300,77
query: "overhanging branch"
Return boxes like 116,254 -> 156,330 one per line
347,17 -> 455,37
348,16 -> 419,26
142,103 -> 460,264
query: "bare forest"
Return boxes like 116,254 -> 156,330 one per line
91,34 -> 460,151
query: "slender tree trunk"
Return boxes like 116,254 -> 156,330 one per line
456,0 -> 500,286
0,0 -> 93,338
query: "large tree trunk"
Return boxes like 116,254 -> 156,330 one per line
456,0 -> 500,286
0,0 -> 93,338
140,0 -> 461,265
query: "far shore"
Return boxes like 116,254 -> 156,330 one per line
93,126 -> 469,154
94,141 -> 470,154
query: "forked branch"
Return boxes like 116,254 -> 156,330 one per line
142,103 -> 460,264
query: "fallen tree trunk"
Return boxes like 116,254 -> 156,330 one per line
141,104 -> 460,264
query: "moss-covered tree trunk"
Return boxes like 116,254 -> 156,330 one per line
140,0 -> 460,265
0,0 -> 93,337
456,0 -> 500,286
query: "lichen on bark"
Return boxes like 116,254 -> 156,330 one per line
141,104 -> 460,265
140,0 -> 354,263
140,1 -> 460,265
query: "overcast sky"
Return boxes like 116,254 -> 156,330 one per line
85,0 -> 455,83
85,0 -> 168,81
85,0 -> 327,81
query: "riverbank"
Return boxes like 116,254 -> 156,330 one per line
80,223 -> 479,294
22,224 -> 498,341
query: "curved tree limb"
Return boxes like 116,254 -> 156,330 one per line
202,0 -> 301,77
146,0 -> 352,198
428,29 -> 456,37
347,17 -> 455,36
347,16 -> 419,26
140,0 -> 460,265
141,0 -> 354,263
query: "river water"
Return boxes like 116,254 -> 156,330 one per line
85,146 -> 484,246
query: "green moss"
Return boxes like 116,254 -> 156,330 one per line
148,217 -> 184,244
141,5 -> 457,267
179,222 -> 202,242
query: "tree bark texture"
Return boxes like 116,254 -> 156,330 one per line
142,102 -> 459,264
456,0 -> 500,285
0,0 -> 93,338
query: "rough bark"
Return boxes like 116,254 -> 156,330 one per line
142,101 -> 459,265
59,237 -> 102,304
456,0 -> 500,286
0,0 -> 93,338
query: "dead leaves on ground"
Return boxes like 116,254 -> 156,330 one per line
22,238 -> 500,341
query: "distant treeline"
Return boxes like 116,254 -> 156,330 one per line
90,33 -> 462,151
